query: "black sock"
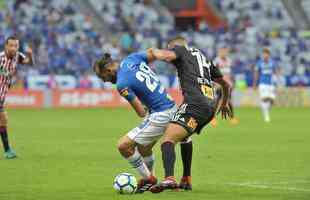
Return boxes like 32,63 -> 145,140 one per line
229,101 -> 234,118
181,141 -> 193,177
161,141 -> 175,177
0,126 -> 10,152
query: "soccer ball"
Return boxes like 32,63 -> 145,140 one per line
113,173 -> 137,194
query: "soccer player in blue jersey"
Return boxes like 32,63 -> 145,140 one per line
93,51 -> 177,193
253,49 -> 278,122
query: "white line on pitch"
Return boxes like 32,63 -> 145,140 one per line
226,182 -> 310,192
240,180 -> 310,185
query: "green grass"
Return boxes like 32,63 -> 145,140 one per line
0,107 -> 309,200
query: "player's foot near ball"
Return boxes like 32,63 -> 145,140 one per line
4,149 -> 17,159
150,176 -> 178,193
135,175 -> 157,193
179,176 -> 192,191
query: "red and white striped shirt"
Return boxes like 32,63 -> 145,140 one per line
214,56 -> 233,85
0,51 -> 25,101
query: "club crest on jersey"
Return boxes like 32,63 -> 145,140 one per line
187,117 -> 198,130
119,88 -> 129,97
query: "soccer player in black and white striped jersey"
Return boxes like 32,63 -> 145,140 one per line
148,36 -> 232,193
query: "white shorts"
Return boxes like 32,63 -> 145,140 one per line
127,105 -> 177,146
259,84 -> 276,100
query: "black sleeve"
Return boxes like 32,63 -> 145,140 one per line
210,60 -> 223,80
171,46 -> 186,64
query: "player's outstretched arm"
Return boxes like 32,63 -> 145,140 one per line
146,48 -> 177,63
214,77 -> 232,119
129,97 -> 148,118
22,46 -> 34,65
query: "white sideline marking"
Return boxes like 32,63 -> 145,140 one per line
226,182 -> 310,193
239,180 -> 310,185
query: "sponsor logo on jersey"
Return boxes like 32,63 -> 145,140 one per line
201,85 -> 214,99
187,117 -> 198,130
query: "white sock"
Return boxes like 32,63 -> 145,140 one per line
127,150 -> 151,179
266,101 -> 271,110
266,101 -> 272,121
143,154 -> 155,175
261,101 -> 270,122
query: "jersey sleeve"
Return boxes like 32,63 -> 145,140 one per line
18,52 -> 26,64
171,46 -> 186,61
210,60 -> 223,80
117,80 -> 136,102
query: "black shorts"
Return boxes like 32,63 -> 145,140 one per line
170,103 -> 216,135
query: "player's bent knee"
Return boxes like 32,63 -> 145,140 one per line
117,136 -> 135,158
117,142 -> 133,157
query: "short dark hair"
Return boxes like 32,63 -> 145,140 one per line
167,36 -> 188,48
5,35 -> 19,44
167,36 -> 187,44
93,53 -> 112,73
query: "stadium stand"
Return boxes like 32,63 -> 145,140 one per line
0,0 -> 309,88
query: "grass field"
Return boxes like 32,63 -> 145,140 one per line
0,107 -> 309,200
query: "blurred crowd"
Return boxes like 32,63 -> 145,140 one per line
0,0 -> 102,75
1,0 -> 310,89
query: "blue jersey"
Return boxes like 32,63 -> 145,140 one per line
256,58 -> 277,85
116,52 -> 175,113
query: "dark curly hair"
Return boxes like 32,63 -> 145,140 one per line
93,53 -> 112,74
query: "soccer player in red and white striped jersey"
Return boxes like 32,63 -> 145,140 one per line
0,36 -> 33,159
213,47 -> 239,125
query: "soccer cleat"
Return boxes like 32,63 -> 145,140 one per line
150,176 -> 178,193
179,176 -> 192,191
4,149 -> 17,159
135,175 -> 157,193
